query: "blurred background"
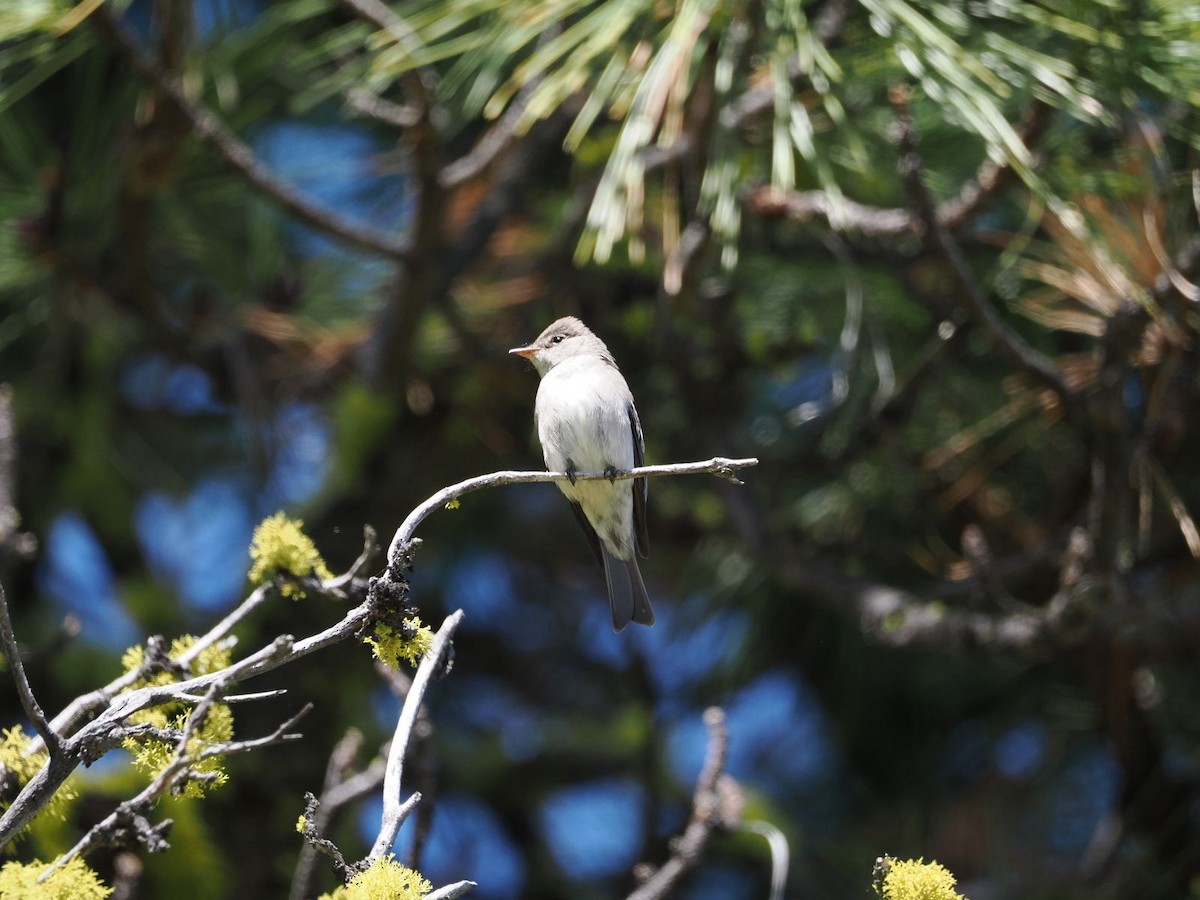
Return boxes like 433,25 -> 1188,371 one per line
1,0 -> 1199,897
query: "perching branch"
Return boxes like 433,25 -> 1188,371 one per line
0,456 -> 750,892
386,457 -> 760,563
627,707 -> 741,900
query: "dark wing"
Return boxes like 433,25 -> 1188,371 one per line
628,403 -> 649,558
569,500 -> 604,566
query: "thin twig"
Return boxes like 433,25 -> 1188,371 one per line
291,729 -> 383,900
627,708 -> 738,900
93,8 -> 413,261
365,610 -> 466,863
386,457 -> 759,563
742,820 -> 790,900
0,578 -> 60,755
325,525 -> 380,592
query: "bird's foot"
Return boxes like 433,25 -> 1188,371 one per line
566,462 -> 578,486
603,465 -> 619,483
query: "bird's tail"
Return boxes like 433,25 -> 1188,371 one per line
602,549 -> 655,632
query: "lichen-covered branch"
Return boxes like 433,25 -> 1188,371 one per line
364,610 -> 465,865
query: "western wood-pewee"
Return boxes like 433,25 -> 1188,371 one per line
510,317 -> 654,632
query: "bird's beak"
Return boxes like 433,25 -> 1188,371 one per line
509,345 -> 537,359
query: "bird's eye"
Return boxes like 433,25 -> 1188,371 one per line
550,335 -> 565,344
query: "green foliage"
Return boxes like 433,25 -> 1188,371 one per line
0,0 -> 68,41
247,512 -> 334,598
0,857 -> 111,899
319,855 -> 432,900
364,617 -> 435,670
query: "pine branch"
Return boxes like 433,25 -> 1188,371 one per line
93,7 -> 413,261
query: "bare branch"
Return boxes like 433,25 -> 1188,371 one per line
0,386 -> 22,550
325,525 -> 381,592
0,623 -> 356,847
295,792 -> 352,882
627,707 -> 740,900
93,8 -> 413,261
365,610 -> 466,864
0,578 -> 60,755
291,730 -> 385,900
387,457 -> 760,563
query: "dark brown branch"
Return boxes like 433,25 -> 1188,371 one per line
0,579 -> 60,755
720,0 -> 847,129
439,84 -> 536,189
890,86 -> 1073,404
338,0 -> 445,390
627,708 -> 740,900
775,530 -> 1109,652
94,8 -> 413,261
290,731 -> 379,899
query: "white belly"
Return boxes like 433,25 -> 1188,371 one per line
535,360 -> 637,557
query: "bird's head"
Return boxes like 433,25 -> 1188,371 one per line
509,316 -> 613,376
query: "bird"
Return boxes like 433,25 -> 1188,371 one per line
510,317 -> 654,632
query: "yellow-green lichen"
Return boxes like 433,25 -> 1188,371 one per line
319,855 -> 432,900
364,618 -> 434,670
247,512 -> 332,598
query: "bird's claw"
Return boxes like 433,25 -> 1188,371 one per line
603,465 -> 619,483
566,463 -> 578,486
